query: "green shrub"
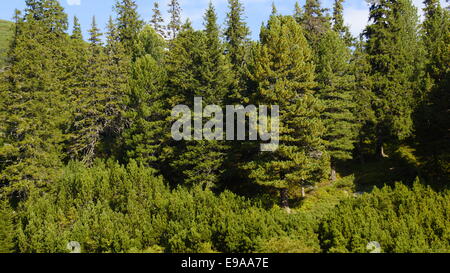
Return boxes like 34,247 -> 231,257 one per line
319,179 -> 450,253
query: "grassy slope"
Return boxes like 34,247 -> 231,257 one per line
0,19 -> 14,68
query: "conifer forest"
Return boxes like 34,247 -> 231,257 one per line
0,0 -> 449,254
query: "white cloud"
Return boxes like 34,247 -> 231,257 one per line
67,0 -> 81,6
345,7 -> 370,37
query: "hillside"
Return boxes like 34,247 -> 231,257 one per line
0,19 -> 13,68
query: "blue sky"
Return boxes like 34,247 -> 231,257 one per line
0,0 -> 446,41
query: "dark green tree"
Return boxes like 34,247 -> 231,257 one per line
245,15 -> 329,209
0,0 -> 70,192
332,0 -> 353,46
167,5 -> 233,188
315,30 -> 358,181
365,0 -> 423,157
224,0 -> 251,103
114,0 -> 144,58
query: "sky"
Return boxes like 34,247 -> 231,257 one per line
0,0 -> 447,41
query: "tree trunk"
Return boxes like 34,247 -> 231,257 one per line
331,168 -> 337,182
280,188 -> 289,209
376,134 -> 389,159
330,161 -> 337,182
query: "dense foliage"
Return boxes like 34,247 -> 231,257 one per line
0,0 -> 448,253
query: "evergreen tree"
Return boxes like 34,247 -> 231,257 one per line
293,2 -> 304,24
167,0 -> 182,40
224,0 -> 251,103
69,17 -> 111,163
167,6 -> 233,188
365,0 -> 423,157
315,30 -> 358,181
416,0 -> 450,182
150,1 -> 166,39
124,26 -> 169,170
102,16 -> 131,159
351,37 -> 376,163
71,15 -> 82,40
0,0 -> 70,193
302,0 -> 330,46
332,0 -> 353,46
245,15 -> 329,209
114,0 -> 144,58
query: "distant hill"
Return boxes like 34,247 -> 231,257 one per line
0,19 -> 14,68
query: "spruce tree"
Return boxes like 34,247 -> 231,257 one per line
245,15 -> 329,208
167,0 -> 182,40
315,30 -> 358,181
69,17 -> 111,163
224,0 -> 251,103
114,0 -> 144,58
124,26 -> 169,170
365,0 -> 423,157
416,0 -> 450,181
351,37 -> 376,163
293,2 -> 304,24
332,0 -> 353,46
150,1 -> 166,39
0,0 -> 70,192
167,5 -> 233,188
302,0 -> 330,46
102,16 -> 131,159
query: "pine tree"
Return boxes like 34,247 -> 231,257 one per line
315,30 -> 358,181
365,0 -> 423,157
114,0 -> 144,58
0,0 -> 71,193
245,15 -> 329,209
332,0 -> 353,46
167,0 -> 182,40
150,1 -> 166,39
167,6 -> 233,188
124,26 -> 169,170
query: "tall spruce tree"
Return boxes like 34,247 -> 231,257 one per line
0,0 -> 70,193
293,2 -> 304,24
351,37 -> 376,163
332,0 -> 353,46
102,16 -> 131,159
69,17 -> 111,163
167,0 -> 182,40
224,0 -> 251,103
114,0 -> 144,58
124,26 -> 169,170
167,5 -> 233,189
365,0 -> 423,157
245,15 -> 329,209
416,0 -> 450,181
302,0 -> 330,46
315,29 -> 358,181
150,1 -> 166,39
